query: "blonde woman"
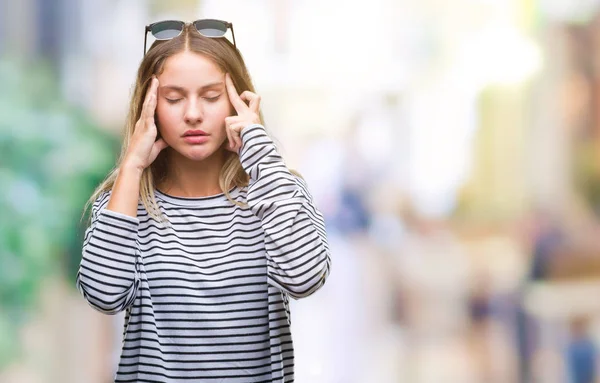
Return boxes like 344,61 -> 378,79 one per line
76,19 -> 331,382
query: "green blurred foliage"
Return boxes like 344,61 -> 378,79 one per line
0,57 -> 118,367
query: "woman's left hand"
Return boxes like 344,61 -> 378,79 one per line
224,73 -> 261,153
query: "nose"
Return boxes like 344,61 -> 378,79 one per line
184,98 -> 203,124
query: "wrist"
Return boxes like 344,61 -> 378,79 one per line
120,160 -> 145,177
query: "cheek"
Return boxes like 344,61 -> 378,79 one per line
156,103 -> 180,132
205,101 -> 233,131
209,99 -> 233,118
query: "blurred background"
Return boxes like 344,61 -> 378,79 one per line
4,0 -> 600,382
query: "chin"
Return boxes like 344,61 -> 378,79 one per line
180,145 -> 223,162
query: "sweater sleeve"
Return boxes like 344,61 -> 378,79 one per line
76,192 -> 142,314
239,124 -> 332,299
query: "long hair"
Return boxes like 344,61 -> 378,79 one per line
84,24 -> 285,223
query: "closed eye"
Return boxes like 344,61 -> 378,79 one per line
166,98 -> 182,104
204,95 -> 221,102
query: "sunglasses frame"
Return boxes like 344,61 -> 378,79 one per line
144,19 -> 236,55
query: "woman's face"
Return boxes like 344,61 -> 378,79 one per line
155,51 -> 232,162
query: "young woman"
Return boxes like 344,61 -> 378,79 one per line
76,19 -> 331,382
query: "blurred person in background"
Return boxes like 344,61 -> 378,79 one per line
566,316 -> 597,383
75,19 -> 331,382
516,209 -> 565,383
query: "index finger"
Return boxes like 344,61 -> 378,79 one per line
240,91 -> 261,114
142,76 -> 159,119
225,73 -> 247,114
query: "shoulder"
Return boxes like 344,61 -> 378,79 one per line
291,172 -> 312,194
291,172 -> 307,186
230,185 -> 250,205
91,190 -> 112,213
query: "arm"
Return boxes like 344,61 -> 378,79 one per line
76,170 -> 142,314
240,124 -> 332,299
76,76 -> 167,314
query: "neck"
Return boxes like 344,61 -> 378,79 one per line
159,148 -> 227,198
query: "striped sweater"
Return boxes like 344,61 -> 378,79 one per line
76,124 -> 332,382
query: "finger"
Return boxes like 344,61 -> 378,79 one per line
141,78 -> 155,112
240,91 -> 261,113
148,78 -> 160,119
146,93 -> 157,124
225,122 -> 239,152
225,122 -> 235,150
230,122 -> 245,151
235,131 -> 243,151
224,115 -> 240,126
149,138 -> 168,161
142,77 -> 158,121
225,73 -> 248,115
235,132 -> 243,152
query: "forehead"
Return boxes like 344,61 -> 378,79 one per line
159,51 -> 223,87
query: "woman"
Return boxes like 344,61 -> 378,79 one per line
76,19 -> 331,382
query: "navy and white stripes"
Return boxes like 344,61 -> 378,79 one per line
76,124 -> 331,382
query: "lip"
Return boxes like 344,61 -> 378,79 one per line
183,129 -> 209,136
183,135 -> 209,144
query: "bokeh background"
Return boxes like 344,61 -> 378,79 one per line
3,0 -> 600,382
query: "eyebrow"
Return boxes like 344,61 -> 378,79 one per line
159,82 -> 224,93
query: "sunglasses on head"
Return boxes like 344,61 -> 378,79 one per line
144,19 -> 236,55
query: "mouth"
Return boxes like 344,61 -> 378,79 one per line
182,130 -> 210,144
183,129 -> 209,137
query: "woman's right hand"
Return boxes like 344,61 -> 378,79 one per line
123,76 -> 169,171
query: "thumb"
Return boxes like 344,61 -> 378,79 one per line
149,138 -> 169,161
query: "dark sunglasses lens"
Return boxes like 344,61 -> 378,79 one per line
194,20 -> 228,37
151,21 -> 184,39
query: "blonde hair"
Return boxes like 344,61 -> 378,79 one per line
84,24 -> 293,223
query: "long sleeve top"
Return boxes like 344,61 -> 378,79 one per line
76,124 -> 332,382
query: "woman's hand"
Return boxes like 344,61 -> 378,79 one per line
224,73 -> 261,153
123,76 -> 169,171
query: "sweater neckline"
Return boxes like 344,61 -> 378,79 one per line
154,187 -> 238,207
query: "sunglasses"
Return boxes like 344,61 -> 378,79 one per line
144,19 -> 236,55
